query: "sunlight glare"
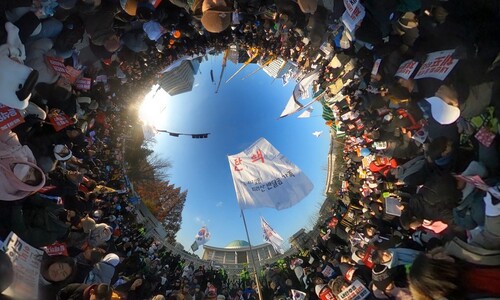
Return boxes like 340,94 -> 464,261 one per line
138,84 -> 168,127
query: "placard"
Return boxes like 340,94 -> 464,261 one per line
75,77 -> 92,91
343,0 -> 360,17
48,112 -> 74,132
414,50 -> 458,80
342,4 -> 365,32
0,104 -> 25,134
44,242 -> 68,256
1,232 -> 44,300
385,197 -> 402,216
337,280 -> 370,300
371,59 -> 381,76
395,60 -> 418,80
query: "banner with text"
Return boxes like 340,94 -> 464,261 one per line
228,138 -> 313,210
414,49 -> 458,80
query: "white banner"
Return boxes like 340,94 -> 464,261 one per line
343,0 -> 360,17
1,232 -> 44,300
228,138 -> 314,210
414,49 -> 459,80
195,226 -> 211,246
342,4 -> 365,32
395,60 -> 419,80
297,107 -> 314,118
261,217 -> 285,254
337,280 -> 370,300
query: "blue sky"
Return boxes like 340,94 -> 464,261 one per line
140,54 -> 330,256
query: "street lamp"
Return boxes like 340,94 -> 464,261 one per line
156,129 -> 210,139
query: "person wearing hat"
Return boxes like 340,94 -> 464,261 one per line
200,0 -> 233,33
371,265 -> 412,299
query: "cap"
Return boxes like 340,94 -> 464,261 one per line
425,96 -> 460,124
372,265 -> 392,291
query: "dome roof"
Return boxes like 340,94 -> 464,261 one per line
225,240 -> 250,249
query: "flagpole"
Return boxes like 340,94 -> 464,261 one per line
240,209 -> 264,300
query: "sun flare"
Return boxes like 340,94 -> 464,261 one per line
138,85 -> 168,126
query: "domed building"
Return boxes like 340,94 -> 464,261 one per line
201,240 -> 280,277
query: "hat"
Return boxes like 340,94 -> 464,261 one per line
201,9 -> 232,33
372,265 -> 392,291
395,12 -> 418,33
425,96 -> 460,124
53,144 -> 72,161
297,0 -> 317,14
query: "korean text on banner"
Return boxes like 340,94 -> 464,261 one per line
1,232 -> 44,300
337,280 -> 370,300
228,138 -> 314,210
0,104 -> 24,134
414,49 -> 459,80
343,0 -> 360,17
48,111 -> 74,132
395,60 -> 418,80
342,4 -> 365,32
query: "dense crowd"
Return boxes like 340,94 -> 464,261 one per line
0,0 -> 499,299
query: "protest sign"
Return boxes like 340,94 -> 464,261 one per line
337,280 -> 370,300
414,50 -> 458,80
371,59 -> 381,75
44,242 -> 68,256
342,4 -> 365,32
385,197 -> 402,216
343,0 -> 360,17
0,104 -> 24,134
75,77 -> 92,91
48,111 -> 74,132
1,232 -> 43,300
395,60 -> 418,80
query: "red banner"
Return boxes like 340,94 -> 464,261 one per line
48,112 -> 74,132
0,104 -> 25,134
44,242 -> 68,256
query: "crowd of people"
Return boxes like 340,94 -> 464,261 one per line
0,0 -> 499,299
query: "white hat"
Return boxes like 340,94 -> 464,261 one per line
53,144 -> 72,161
425,96 -> 460,125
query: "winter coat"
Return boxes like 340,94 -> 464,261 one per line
84,254 -> 119,285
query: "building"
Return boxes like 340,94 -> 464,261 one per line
261,58 -> 297,79
158,60 -> 196,96
202,240 -> 282,277
289,228 -> 315,251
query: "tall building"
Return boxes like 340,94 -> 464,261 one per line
260,58 -> 297,79
158,60 -> 195,96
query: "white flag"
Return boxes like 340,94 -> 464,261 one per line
195,226 -> 211,245
261,217 -> 285,254
291,289 -> 307,300
228,138 -> 314,210
297,107 -> 314,118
